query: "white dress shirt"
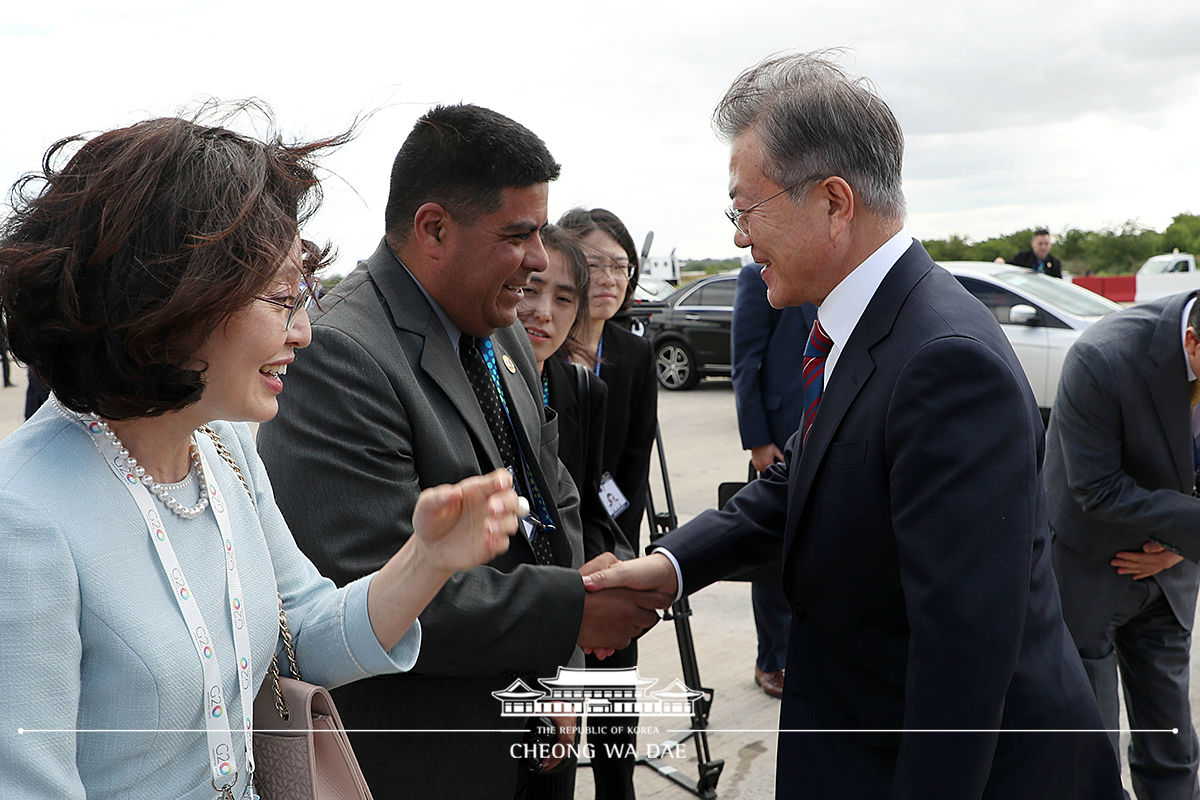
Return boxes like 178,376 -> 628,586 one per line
817,228 -> 914,387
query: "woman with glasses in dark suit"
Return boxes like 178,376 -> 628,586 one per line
558,207 -> 657,800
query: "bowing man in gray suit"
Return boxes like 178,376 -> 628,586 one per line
1046,291 -> 1200,799
257,104 -> 669,800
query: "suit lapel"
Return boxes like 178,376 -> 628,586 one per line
1146,294 -> 1195,491
364,240 -> 568,566
366,241 -> 502,468
783,243 -> 934,564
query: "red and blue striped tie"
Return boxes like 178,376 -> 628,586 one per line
801,318 -> 833,442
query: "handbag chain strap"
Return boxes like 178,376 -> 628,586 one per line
199,425 -> 256,508
198,424 -> 299,721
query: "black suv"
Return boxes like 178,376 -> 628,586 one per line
638,273 -> 738,390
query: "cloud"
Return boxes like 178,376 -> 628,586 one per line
4,0 -> 1200,266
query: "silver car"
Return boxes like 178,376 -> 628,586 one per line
941,261 -> 1122,421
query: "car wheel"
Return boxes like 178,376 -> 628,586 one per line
655,340 -> 700,390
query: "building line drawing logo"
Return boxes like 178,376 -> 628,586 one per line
493,666 -> 703,718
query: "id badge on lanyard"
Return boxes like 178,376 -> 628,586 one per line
68,406 -> 258,798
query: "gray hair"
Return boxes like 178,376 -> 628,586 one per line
713,50 -> 906,221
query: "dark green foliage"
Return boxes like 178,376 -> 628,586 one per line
921,216 -> 1200,275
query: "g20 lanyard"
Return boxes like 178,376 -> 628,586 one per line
72,412 -> 257,799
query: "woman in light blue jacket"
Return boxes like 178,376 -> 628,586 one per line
0,110 -> 521,800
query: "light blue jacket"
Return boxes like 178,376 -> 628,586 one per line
0,401 -> 420,799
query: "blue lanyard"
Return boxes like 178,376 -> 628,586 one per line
594,333 -> 604,377
478,338 -> 555,532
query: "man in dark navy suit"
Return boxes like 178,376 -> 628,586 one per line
731,263 -> 816,698
583,51 -> 1122,798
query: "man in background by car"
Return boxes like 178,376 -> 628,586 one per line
1010,228 -> 1063,277
1045,290 -> 1200,799
730,262 -> 816,698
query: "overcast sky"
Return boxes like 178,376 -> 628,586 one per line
4,0 -> 1200,274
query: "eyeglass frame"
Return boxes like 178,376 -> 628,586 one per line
724,175 -> 827,237
256,280 -> 321,331
586,257 -> 634,279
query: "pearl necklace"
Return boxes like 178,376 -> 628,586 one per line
82,413 -> 210,520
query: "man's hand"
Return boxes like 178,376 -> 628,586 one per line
537,715 -> 578,773
576,555 -> 674,652
580,552 -> 619,578
750,443 -> 784,474
577,587 -> 672,652
582,552 -> 680,596
1111,541 -> 1184,580
579,553 -> 622,659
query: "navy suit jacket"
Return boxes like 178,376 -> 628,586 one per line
658,242 -> 1120,798
731,263 -> 818,451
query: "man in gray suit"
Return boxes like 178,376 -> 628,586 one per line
258,104 -> 667,800
1046,291 -> 1200,799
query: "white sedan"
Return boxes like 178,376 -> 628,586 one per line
940,261 -> 1123,422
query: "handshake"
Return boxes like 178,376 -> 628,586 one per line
575,552 -> 680,659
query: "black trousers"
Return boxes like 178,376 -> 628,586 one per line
1054,538 -> 1200,800
585,642 -> 639,800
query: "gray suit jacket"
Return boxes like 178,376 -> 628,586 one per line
1045,290 -> 1200,630
257,240 -> 586,798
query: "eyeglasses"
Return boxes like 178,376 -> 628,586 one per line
725,176 -> 824,236
256,280 -> 321,331
587,258 -> 632,279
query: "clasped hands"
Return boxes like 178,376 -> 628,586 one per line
1111,540 -> 1184,580
576,552 -> 679,658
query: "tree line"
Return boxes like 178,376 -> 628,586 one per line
922,213 -> 1200,276
324,213 -> 1200,282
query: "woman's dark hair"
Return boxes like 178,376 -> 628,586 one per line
556,207 -> 640,313
539,224 -> 593,365
0,105 -> 348,419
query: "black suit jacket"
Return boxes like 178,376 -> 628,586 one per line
544,356 -> 631,560
658,242 -> 1120,798
1010,249 -> 1063,278
257,241 -> 586,799
1045,291 -> 1200,629
596,321 -> 657,554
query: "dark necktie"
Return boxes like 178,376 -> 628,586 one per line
801,318 -> 833,443
459,334 -> 554,564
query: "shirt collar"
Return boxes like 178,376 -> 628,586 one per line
818,227 -> 914,356
392,252 -> 465,354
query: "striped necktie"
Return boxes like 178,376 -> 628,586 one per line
801,319 -> 834,443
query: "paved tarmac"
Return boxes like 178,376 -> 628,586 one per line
1,364 -> 1190,798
